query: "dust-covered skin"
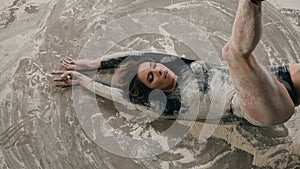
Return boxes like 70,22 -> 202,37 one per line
223,0 -> 295,126
1,0 -> 300,169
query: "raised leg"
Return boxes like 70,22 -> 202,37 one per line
223,0 -> 294,125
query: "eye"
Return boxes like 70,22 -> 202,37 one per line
148,72 -> 154,83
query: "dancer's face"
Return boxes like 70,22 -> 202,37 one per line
137,62 -> 177,92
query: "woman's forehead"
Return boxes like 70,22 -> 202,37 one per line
138,62 -> 151,72
137,64 -> 148,84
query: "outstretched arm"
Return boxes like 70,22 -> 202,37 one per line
60,51 -> 147,70
51,70 -> 161,120
223,0 -> 294,125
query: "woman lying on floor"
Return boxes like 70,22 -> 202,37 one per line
52,0 -> 300,126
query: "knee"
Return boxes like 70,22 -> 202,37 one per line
222,41 -> 251,59
222,43 -> 231,59
222,42 -> 243,61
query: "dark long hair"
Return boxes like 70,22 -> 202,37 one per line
114,58 -> 155,106
114,54 -> 195,111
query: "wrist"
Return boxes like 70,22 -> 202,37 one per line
78,74 -> 92,86
89,60 -> 100,69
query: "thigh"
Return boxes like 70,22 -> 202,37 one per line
268,65 -> 299,106
289,64 -> 300,103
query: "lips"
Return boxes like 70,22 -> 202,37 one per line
164,71 -> 170,79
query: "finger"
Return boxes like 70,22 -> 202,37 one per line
51,71 -> 64,75
55,77 -> 74,82
52,70 -> 70,78
61,62 -> 72,70
66,57 -> 75,64
54,81 -> 69,87
60,59 -> 74,70
67,57 -> 73,61
61,62 -> 68,68
66,57 -> 72,61
61,62 -> 75,70
60,59 -> 70,65
63,58 -> 73,64
56,84 -> 71,88
60,61 -> 68,69
53,77 -> 68,81
52,71 -> 72,79
60,58 -> 66,63
55,84 -> 64,88
55,80 -> 78,86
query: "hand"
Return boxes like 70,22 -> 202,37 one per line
60,57 -> 97,70
51,70 -> 87,87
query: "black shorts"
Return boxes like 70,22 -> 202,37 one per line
268,65 -> 299,106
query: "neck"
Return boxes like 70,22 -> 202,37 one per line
167,75 -> 178,93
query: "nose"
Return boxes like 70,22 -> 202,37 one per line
153,68 -> 163,76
